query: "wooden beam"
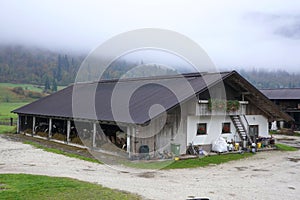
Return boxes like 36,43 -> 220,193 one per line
230,75 -> 293,122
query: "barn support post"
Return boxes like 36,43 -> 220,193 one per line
126,126 -> 131,157
132,126 -> 136,153
16,115 -> 20,134
32,116 -> 36,135
280,121 -> 284,129
92,122 -> 96,148
48,118 -> 52,138
66,120 -> 71,143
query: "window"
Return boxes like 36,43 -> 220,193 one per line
197,123 -> 207,135
222,122 -> 231,134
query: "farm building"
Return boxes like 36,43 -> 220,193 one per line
260,88 -> 300,131
13,71 -> 292,157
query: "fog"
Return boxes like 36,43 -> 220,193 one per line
0,0 -> 300,71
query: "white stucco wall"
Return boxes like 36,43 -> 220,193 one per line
187,114 -> 270,146
244,115 -> 269,137
187,115 -> 240,145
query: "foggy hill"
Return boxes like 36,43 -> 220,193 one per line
0,45 -> 84,86
238,68 -> 300,89
0,45 -> 300,89
0,45 -> 177,86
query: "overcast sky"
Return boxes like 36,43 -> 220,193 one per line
1,0 -> 300,71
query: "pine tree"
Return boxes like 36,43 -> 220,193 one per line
44,76 -> 50,91
51,79 -> 57,92
56,55 -> 62,81
64,55 -> 69,70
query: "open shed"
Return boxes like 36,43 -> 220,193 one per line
13,71 -> 292,158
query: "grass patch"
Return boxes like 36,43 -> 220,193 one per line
0,83 -> 44,93
270,129 -> 300,137
0,102 -> 29,119
0,125 -> 16,134
23,141 -> 102,164
125,153 -> 253,170
0,84 -> 34,103
0,174 -> 141,200
163,153 -> 253,169
275,143 -> 298,151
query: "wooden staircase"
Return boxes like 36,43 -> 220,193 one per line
230,115 -> 253,146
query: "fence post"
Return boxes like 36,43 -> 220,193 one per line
10,118 -> 13,126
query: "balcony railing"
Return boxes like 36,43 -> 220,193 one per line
196,100 -> 248,116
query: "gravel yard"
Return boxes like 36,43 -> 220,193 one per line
0,135 -> 299,200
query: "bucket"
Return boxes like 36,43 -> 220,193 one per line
234,143 -> 239,151
257,142 -> 262,149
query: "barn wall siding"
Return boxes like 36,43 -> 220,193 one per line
134,106 -> 185,154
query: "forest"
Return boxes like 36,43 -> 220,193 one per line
0,45 -> 83,89
0,45 -> 300,90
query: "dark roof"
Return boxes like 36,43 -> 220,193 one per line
13,71 -> 293,124
260,88 -> 300,100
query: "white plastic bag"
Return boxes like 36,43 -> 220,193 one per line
212,137 -> 228,153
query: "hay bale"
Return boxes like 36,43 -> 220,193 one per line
36,132 -> 48,138
52,133 -> 66,141
24,129 -> 32,134
71,137 -> 83,145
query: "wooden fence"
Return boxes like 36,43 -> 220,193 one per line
0,118 -> 16,126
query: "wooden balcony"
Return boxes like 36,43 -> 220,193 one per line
195,100 -> 248,116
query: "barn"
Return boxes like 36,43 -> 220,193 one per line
13,71 -> 292,158
261,88 -> 300,131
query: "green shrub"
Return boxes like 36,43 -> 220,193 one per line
208,99 -> 240,112
12,86 -> 25,95
26,91 -> 43,99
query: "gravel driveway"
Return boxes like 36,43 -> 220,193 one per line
0,135 -> 299,200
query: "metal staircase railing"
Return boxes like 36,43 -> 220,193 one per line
230,115 -> 253,148
242,115 -> 253,144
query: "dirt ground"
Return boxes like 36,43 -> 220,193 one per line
274,134 -> 300,148
0,134 -> 299,200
